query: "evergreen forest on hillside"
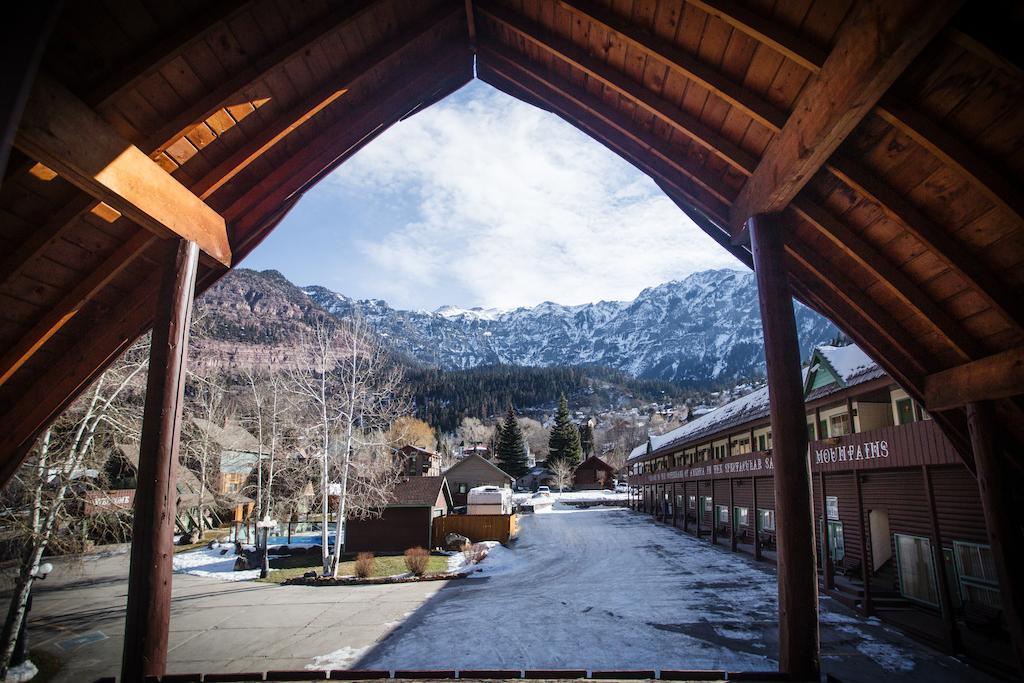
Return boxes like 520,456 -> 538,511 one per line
407,364 -> 690,432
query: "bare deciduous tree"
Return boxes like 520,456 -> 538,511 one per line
550,459 -> 574,493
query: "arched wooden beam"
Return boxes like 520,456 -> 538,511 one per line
130,0 -> 386,159
475,1 -> 757,176
791,197 -> 983,362
826,155 -> 1024,330
728,0 -> 963,235
551,0 -> 788,131
876,98 -> 1024,230
477,43 -> 731,222
192,2 -> 464,200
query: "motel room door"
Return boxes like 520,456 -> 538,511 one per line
869,509 -> 893,571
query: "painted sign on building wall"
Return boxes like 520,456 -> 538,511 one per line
814,440 -> 889,466
84,489 -> 135,515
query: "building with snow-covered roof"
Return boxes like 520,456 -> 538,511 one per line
627,342 -> 1009,672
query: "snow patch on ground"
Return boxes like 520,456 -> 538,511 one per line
857,641 -> 916,673
306,645 -> 369,670
172,544 -> 263,582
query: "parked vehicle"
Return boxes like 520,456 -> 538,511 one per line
467,485 -> 513,515
614,482 -> 628,493
534,486 -> 551,496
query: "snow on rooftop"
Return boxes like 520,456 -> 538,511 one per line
629,442 -> 649,459
817,344 -> 878,382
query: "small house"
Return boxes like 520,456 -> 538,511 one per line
344,476 -> 453,553
516,464 -> 557,492
444,453 -> 514,507
396,444 -> 441,477
574,455 -> 616,490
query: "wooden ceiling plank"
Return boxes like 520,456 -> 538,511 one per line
924,346 -> 1024,411
193,2 -> 462,200
0,194 -> 96,289
476,1 -> 757,175
0,231 -> 156,388
792,196 -> 982,362
141,0 -> 385,157
827,155 -> 1024,329
554,0 -> 788,131
15,74 -> 231,266
876,98 -> 1024,228
728,0 -> 963,236
685,0 -> 827,73
478,43 -> 732,217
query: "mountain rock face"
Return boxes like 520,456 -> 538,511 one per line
197,268 -> 837,386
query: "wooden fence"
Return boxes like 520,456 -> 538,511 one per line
432,513 -> 518,547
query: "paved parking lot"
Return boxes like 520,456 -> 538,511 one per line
20,507 -> 999,682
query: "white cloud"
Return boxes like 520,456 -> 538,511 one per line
324,81 -> 740,310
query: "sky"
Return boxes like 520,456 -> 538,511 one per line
241,79 -> 742,311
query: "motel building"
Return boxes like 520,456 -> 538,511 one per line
627,343 -> 1009,674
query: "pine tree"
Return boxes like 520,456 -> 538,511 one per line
495,407 -> 529,478
548,394 -> 583,468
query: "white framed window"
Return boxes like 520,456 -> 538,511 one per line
826,496 -> 839,521
894,534 -> 939,606
829,413 -> 851,436
457,483 -> 468,494
688,495 -> 696,509
716,505 -> 728,523
735,507 -> 749,526
701,496 -> 712,513
954,541 -> 1001,608
758,508 -> 775,531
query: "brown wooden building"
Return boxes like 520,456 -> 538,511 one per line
345,475 -> 453,553
573,455 -> 616,490
2,1 -> 1022,679
397,444 -> 442,477
630,343 -> 1011,673
444,453 -> 514,507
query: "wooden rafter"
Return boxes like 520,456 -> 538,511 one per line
728,0 -> 963,236
0,194 -> 95,288
925,347 -> 1024,411
135,0 -> 384,157
15,74 -> 230,266
791,197 -> 982,362
826,155 -> 1024,328
684,0 -> 827,72
478,43 -> 731,219
476,1 -> 756,176
876,98 -> 1024,228
554,0 -> 787,131
192,2 -> 463,200
0,231 -> 156,387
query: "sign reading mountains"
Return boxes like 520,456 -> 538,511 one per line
196,268 -> 837,387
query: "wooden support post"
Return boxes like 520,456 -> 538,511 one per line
696,484 -> 702,539
846,397 -> 856,434
967,401 -> 1024,674
710,478 -> 717,545
748,213 -> 820,680
814,407 -> 822,439
752,475 -> 761,561
922,465 -> 959,651
682,482 -> 689,532
854,472 -> 872,616
121,239 -> 199,683
730,478 -> 737,552
819,471 -> 833,590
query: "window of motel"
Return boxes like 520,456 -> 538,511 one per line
954,541 -> 1001,608
829,413 -> 851,436
895,534 -> 940,607
735,507 -> 749,526
896,397 -> 915,425
716,505 -> 728,524
688,495 -> 696,509
758,508 -> 775,531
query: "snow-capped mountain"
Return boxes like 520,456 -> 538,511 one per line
288,268 -> 837,385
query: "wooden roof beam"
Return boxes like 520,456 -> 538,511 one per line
684,0 -> 828,73
791,197 -> 982,362
477,43 -> 731,221
15,74 -> 230,266
728,0 -> 963,237
876,99 -> 1024,228
554,0 -> 788,132
0,231 -> 156,388
136,0 -> 384,157
925,347 -> 1024,411
827,155 -> 1024,329
0,194 -> 95,288
475,1 -> 757,175
192,2 -> 463,200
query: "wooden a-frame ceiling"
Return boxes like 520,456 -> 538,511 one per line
1,0 -> 1022,484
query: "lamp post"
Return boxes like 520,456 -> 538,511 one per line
10,562 -> 53,671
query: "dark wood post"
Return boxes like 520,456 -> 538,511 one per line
682,481 -> 688,532
819,471 -> 833,590
752,475 -> 761,561
710,478 -> 717,545
696,482 -> 702,539
749,213 -> 819,680
814,407 -> 822,439
922,465 -> 959,651
967,401 -> 1024,674
121,239 -> 199,683
730,478 -> 737,552
846,397 -> 856,434
854,472 -> 872,616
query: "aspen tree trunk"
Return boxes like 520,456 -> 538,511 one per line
331,331 -> 359,577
